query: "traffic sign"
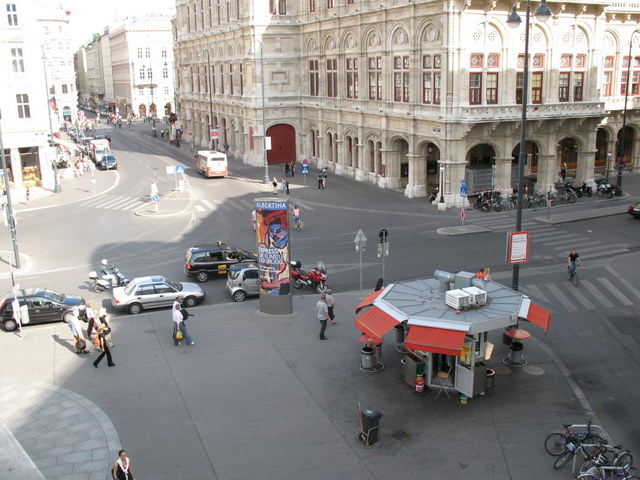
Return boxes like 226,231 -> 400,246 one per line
301,165 -> 310,174
460,208 -> 466,222
175,165 -> 186,174
460,179 -> 467,197
151,194 -> 160,203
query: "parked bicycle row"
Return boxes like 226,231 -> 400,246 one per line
544,421 -> 637,479
471,178 -> 617,212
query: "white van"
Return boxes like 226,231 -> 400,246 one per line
196,151 -> 228,178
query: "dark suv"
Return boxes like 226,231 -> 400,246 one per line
184,242 -> 256,282
1,288 -> 87,332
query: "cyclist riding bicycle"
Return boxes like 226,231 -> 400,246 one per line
568,249 -> 582,274
292,205 -> 301,231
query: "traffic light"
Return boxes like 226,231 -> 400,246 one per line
378,228 -> 388,244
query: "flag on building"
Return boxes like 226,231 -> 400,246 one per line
49,96 -> 57,112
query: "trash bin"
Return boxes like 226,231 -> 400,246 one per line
394,324 -> 404,343
486,368 -> 496,391
374,343 -> 383,362
361,347 -> 374,370
510,342 -> 524,363
361,408 -> 383,445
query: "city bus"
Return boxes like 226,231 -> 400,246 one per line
196,151 -> 228,178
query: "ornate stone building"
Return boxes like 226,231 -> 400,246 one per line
173,0 -> 640,206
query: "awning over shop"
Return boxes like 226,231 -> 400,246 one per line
526,303 -> 551,334
354,306 -> 399,339
354,289 -> 384,314
51,137 -> 80,153
405,326 -> 467,355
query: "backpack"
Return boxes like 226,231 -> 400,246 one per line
181,308 -> 190,321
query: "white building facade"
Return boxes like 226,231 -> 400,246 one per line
173,0 -> 640,206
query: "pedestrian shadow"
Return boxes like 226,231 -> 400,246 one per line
52,334 -> 76,354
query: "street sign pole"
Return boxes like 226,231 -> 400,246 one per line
378,229 -> 389,282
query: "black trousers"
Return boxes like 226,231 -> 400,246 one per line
93,344 -> 114,367
319,319 -> 327,339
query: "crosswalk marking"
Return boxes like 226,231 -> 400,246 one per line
202,200 -> 214,209
580,279 -> 615,308
521,284 -> 551,304
597,277 -> 634,306
194,205 -> 205,212
558,282 -> 596,310
78,194 -> 145,211
194,197 -> 317,213
545,284 -> 579,312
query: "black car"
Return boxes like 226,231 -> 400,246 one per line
96,154 -> 117,170
184,242 -> 257,282
628,201 -> 640,218
1,289 -> 86,332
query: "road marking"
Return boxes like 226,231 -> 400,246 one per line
520,284 -> 551,304
202,200 -> 214,209
194,205 -> 205,212
105,197 -> 140,209
545,284 -> 579,312
580,279 -> 615,308
597,277 -> 634,306
558,282 -> 596,310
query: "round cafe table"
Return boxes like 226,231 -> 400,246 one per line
503,329 -> 530,367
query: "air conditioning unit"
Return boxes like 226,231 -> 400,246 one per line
445,289 -> 471,310
462,286 -> 487,306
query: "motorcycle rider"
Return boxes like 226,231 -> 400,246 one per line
100,259 -> 116,286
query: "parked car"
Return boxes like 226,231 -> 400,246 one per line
111,276 -> 205,314
1,288 -> 86,332
96,154 -> 117,170
184,242 -> 257,282
226,261 -> 260,302
628,201 -> 640,218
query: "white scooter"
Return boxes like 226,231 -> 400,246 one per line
89,271 -> 112,293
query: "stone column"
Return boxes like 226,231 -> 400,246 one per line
536,154 -> 557,192
576,150 -> 597,184
355,143 -> 366,181
379,148 -> 401,189
334,138 -> 345,175
494,157 -> 513,191
631,137 -> 640,173
404,154 -> 427,198
606,140 -> 616,179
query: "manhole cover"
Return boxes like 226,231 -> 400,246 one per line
391,429 -> 410,440
576,329 -> 594,338
523,365 -> 544,376
577,376 -> 600,389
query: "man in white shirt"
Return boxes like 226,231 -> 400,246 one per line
315,294 -> 329,340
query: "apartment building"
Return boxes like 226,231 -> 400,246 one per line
174,0 -> 639,205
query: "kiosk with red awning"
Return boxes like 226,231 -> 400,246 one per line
353,270 -> 552,399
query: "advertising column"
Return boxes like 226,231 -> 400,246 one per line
254,198 -> 293,314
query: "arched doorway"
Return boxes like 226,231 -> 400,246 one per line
425,142 -> 440,190
395,139 -> 409,187
466,144 -> 497,192
558,137 -> 579,173
266,124 -> 296,164
595,128 -> 609,173
511,141 -> 539,186
616,126 -> 634,165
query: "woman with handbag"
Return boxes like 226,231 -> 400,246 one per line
93,323 -> 115,367
112,450 -> 135,480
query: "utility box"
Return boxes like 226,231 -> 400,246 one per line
446,289 -> 471,309
462,286 -> 487,306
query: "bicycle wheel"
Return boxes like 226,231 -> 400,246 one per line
571,271 -> 579,287
574,474 -> 603,480
554,449 -> 575,469
580,455 -> 610,475
614,451 -> 633,469
493,202 -> 502,212
545,432 -> 568,456
569,193 -> 577,204
582,434 -> 604,455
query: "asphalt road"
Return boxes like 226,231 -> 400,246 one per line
1,119 -> 640,474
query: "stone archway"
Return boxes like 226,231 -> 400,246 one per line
616,125 -> 634,166
558,137 -> 580,178
426,142 -> 440,190
511,141 -> 540,189
266,124 -> 296,164
466,143 -> 497,193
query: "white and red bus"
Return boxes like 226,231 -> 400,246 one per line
196,150 -> 228,178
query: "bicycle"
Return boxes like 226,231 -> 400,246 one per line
568,264 -> 579,287
579,444 -> 634,475
544,421 -> 604,456
576,464 -> 639,480
294,216 -> 303,231
553,438 -> 608,470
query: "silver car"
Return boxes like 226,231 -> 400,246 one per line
226,262 -> 260,302
111,276 -> 205,314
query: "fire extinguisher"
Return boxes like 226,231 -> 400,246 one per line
415,373 -> 425,392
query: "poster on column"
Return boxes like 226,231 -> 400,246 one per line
254,198 -> 293,314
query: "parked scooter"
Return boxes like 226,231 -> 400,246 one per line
290,261 -> 328,294
574,181 -> 593,198
594,178 -> 615,199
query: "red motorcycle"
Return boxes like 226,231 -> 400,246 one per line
290,261 -> 328,294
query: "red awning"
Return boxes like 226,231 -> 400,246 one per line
354,306 -> 399,339
526,303 -> 551,334
405,326 -> 466,355
354,289 -> 384,314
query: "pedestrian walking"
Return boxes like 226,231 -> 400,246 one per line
160,129 -> 165,138
317,172 -> 323,190
69,309 -> 89,354
150,180 -> 159,212
85,301 -> 97,338
316,294 -> 329,340
25,186 -> 31,206
290,161 -> 295,177
325,289 -> 336,324
284,163 -> 290,177
321,168 -> 327,189
292,205 -> 302,231
97,307 -> 114,347
560,161 -> 567,181
112,450 -> 135,480
173,303 -> 194,346
272,176 -> 279,195
93,324 -> 115,367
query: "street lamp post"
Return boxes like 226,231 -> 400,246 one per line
249,39 -> 270,184
205,50 -> 215,150
616,30 -> 640,196
507,0 -> 551,292
41,47 -> 61,193
149,65 -> 157,137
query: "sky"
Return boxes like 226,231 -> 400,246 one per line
44,0 -> 176,48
